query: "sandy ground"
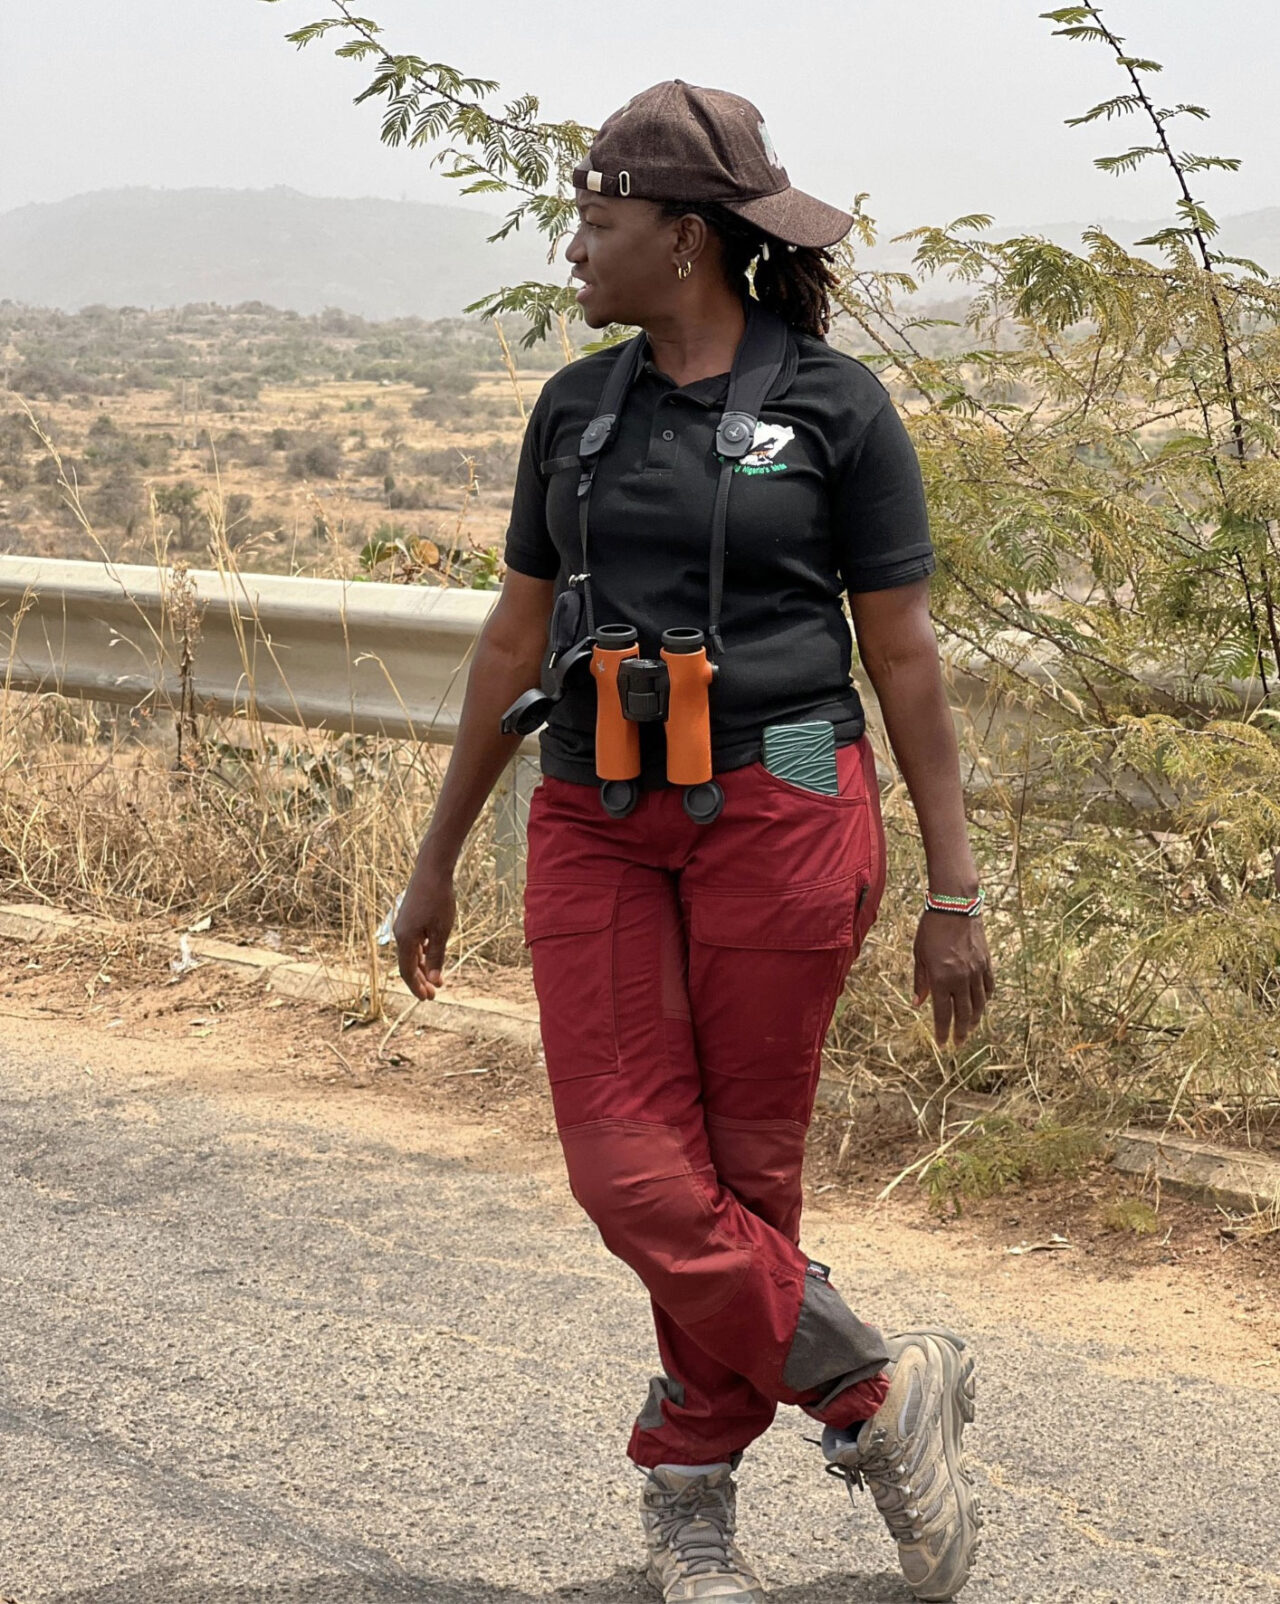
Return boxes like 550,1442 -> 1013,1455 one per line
2,931 -> 1276,1400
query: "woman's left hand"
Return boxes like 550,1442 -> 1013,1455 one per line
913,913 -> 994,1046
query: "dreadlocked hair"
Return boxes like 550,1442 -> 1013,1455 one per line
660,199 -> 838,339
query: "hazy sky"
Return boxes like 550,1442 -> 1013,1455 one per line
2,1 -> 1277,229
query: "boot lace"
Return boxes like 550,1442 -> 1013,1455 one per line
824,1426 -> 923,1544
647,1479 -> 738,1577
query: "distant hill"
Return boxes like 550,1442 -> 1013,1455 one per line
0,187 -> 554,321
860,206 -> 1280,276
0,188 -> 1275,321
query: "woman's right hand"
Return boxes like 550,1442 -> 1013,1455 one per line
394,858 -> 457,1001
386,573 -> 554,1001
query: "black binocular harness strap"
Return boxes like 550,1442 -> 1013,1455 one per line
575,333 -> 647,639
574,304 -> 791,656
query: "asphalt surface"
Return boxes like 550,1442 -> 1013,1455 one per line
1,1025 -> 1278,1604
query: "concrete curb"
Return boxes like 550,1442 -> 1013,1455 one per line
1111,1129 -> 1280,1213
4,902 -> 1278,1215
813,1077 -> 1280,1217
0,902 -> 543,1054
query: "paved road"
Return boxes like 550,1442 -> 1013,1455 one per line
1,1024 -> 1277,1604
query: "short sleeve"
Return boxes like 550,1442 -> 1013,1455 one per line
502,392 -> 560,581
832,398 -> 936,593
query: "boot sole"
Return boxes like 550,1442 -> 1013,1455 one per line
894,1327 -> 983,1601
644,1558 -> 767,1603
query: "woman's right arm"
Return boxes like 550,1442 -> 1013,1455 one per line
394,568 -> 555,1000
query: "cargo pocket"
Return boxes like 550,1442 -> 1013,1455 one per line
688,876 -> 861,952
685,876 -> 865,1084
524,882 -> 620,1081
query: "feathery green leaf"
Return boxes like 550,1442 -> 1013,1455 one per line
1065,94 -> 1143,126
1095,146 -> 1159,174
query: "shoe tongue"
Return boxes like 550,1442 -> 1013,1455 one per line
652,1465 -> 731,1491
820,1423 -> 863,1461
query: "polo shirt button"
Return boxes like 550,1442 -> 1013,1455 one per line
662,429 -> 675,442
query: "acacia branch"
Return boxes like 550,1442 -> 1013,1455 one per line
325,0 -> 544,141
1080,4 -> 1247,463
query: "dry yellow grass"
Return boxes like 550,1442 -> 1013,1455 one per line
0,688 -> 525,1008
0,437 -> 530,1012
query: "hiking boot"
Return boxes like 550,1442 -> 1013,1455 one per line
822,1328 -> 981,1601
640,1465 -> 767,1602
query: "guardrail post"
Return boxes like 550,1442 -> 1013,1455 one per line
493,753 -> 538,912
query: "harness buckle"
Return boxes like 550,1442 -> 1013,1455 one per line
716,411 -> 757,459
579,413 -> 616,457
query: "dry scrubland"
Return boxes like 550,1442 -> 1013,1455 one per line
2,297 -> 1279,1208
0,301 -> 549,1027
0,302 -> 553,580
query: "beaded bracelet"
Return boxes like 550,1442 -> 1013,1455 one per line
924,888 -> 986,918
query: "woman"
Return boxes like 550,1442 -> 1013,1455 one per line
396,80 -> 992,1604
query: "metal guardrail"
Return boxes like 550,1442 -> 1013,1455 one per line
0,556 -> 1042,753
0,554 -> 538,750
0,554 -> 1221,825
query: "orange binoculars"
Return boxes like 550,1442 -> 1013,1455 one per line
591,625 -> 724,824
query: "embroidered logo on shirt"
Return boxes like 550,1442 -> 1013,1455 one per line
736,421 -> 795,476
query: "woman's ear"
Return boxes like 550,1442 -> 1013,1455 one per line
673,212 -> 709,269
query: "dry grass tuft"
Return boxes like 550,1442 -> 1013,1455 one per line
0,692 -> 523,981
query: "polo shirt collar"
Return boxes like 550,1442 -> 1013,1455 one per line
639,355 -> 730,409
637,325 -> 799,412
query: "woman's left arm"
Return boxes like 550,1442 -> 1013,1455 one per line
850,578 -> 994,1046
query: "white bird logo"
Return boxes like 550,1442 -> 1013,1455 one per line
741,421 -> 795,469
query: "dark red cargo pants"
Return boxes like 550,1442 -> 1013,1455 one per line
524,737 -> 892,1468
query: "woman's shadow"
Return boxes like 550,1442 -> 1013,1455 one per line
30,1564 -> 915,1603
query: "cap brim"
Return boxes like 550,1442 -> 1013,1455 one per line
722,186 -> 852,250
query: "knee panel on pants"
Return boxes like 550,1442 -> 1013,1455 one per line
706,1114 -> 807,1242
558,1119 -> 752,1325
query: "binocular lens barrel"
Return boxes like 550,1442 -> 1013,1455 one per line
660,636 -> 715,787
591,627 -> 642,781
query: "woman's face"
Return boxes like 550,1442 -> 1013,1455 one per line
565,192 -> 691,328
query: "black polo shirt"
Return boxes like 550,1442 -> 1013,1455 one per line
503,324 -> 935,787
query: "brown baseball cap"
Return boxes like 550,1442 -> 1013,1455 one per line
572,80 -> 853,251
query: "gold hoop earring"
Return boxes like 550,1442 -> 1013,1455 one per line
676,261 -> 692,281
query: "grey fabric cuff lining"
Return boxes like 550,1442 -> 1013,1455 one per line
636,1373 -> 687,1433
812,1362 -> 890,1414
781,1275 -> 890,1399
